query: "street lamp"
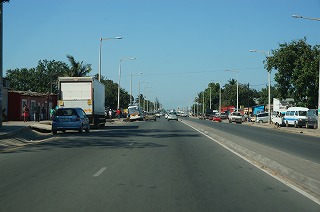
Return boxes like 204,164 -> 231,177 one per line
138,81 -> 148,108
202,90 -> 205,117
211,81 -> 222,114
292,15 -> 320,21
250,50 -> 271,124
117,57 -> 136,110
209,86 -> 212,110
292,14 -> 320,130
225,70 -> 239,111
98,36 -> 122,82
130,72 -> 143,105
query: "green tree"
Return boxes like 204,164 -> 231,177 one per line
66,55 -> 92,77
206,82 -> 220,110
266,38 -> 319,108
257,85 -> 279,106
6,59 -> 68,93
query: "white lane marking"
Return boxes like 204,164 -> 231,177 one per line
93,167 -> 107,177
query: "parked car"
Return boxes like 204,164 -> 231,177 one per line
306,109 -> 318,129
220,112 -> 228,119
212,116 -> 222,122
167,112 -> 178,121
208,115 -> 214,120
52,107 -> 90,134
255,112 -> 269,123
228,112 -> 243,124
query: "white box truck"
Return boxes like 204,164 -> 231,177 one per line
57,77 -> 105,127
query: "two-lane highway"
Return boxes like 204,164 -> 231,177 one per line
0,117 -> 319,211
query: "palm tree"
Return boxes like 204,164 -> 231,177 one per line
66,55 -> 92,77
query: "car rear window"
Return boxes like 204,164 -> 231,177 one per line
56,109 -> 76,116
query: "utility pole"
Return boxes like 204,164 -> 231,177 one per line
0,2 -> 3,127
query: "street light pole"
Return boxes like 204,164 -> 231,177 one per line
117,57 -> 136,110
225,70 -> 239,111
138,81 -> 148,109
202,91 -> 205,117
209,86 -> 212,110
98,36 -> 122,82
130,72 -> 143,105
292,14 -> 320,130
212,81 -> 222,114
250,50 -> 271,124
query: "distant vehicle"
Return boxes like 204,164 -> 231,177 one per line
155,113 -> 161,118
128,105 -> 144,121
167,112 -> 178,121
145,112 -> 157,121
52,107 -> 90,134
220,112 -> 228,119
283,107 -> 308,128
228,112 -> 243,124
208,115 -> 214,120
212,116 -> 222,122
255,112 -> 269,123
180,112 -> 188,117
57,77 -> 106,128
306,109 -> 318,129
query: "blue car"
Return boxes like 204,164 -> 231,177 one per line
52,107 -> 90,134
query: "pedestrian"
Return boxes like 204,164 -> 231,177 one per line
50,107 -> 55,120
35,105 -> 40,122
108,109 -> 112,119
23,104 -> 30,122
41,106 -> 46,120
116,109 -> 121,119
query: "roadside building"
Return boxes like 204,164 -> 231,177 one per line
7,90 -> 57,121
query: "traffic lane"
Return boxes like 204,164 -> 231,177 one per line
0,119 -> 319,211
105,118 -> 319,211
187,117 -> 320,164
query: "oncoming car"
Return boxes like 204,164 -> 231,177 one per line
52,107 -> 90,134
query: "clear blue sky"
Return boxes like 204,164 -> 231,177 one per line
3,0 -> 320,110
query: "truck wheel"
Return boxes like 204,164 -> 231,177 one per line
294,122 -> 298,128
85,125 -> 90,132
314,123 -> 318,129
286,121 -> 289,127
93,116 -> 99,129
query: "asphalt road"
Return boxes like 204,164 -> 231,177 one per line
0,117 -> 319,211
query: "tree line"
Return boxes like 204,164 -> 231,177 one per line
193,38 -> 319,112
5,55 -> 154,110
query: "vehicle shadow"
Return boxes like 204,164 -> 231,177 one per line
4,127 -> 201,153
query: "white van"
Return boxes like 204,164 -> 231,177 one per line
283,107 -> 308,128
